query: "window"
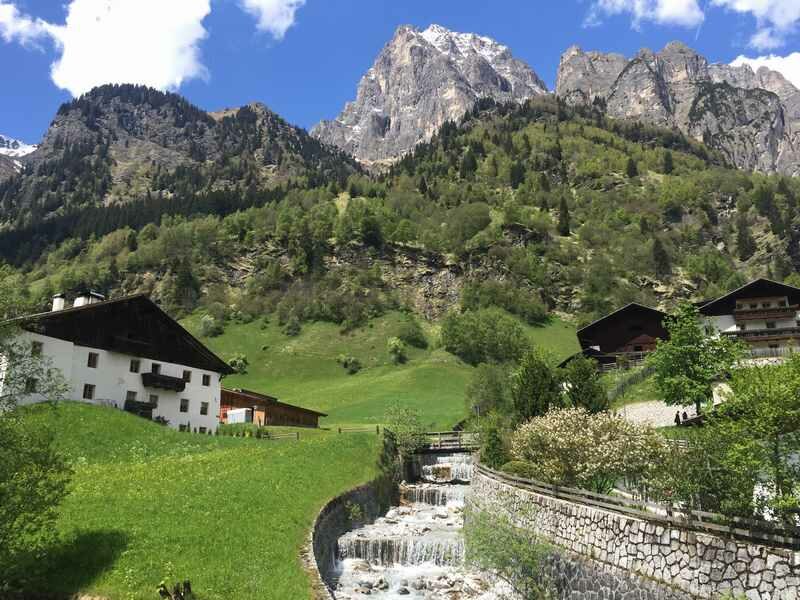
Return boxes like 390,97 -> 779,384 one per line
151,363 -> 161,375
24,378 -> 37,393
31,341 -> 43,356
149,394 -> 159,407
83,384 -> 95,400
182,370 -> 192,383
633,345 -> 643,352
179,424 -> 187,432
750,303 -> 758,309
87,352 -> 99,368
180,398 -> 189,413
779,300 -> 787,307
767,322 -> 777,329
202,374 -> 211,387
199,427 -> 207,434
770,344 -> 780,350
129,359 -> 140,373
126,391 -> 137,402
200,402 -> 209,416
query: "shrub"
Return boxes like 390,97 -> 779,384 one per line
198,314 -> 224,338
500,460 -> 538,479
283,316 -> 301,337
337,355 -> 362,375
476,412 -> 511,469
441,308 -> 530,365
510,407 -> 667,493
559,356 -> 608,413
465,363 -> 511,417
387,337 -> 407,364
461,280 -> 547,325
228,353 -> 249,374
397,315 -> 428,349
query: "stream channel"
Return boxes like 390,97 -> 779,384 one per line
331,452 -> 511,599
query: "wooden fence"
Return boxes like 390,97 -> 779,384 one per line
476,464 -> 800,550
421,430 -> 479,450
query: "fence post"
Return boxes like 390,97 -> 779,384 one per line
376,425 -> 380,435
296,432 -> 300,441
338,427 -> 341,434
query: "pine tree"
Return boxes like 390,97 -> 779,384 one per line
626,157 -> 639,178
509,161 -> 525,189
662,150 -> 674,174
558,194 -> 571,236
652,238 -> 671,277
736,214 -> 756,261
460,149 -> 477,179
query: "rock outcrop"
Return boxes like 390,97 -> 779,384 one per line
312,24 -> 547,165
556,42 -> 800,175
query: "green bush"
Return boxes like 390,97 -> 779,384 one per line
228,353 -> 249,374
500,461 -> 538,479
397,315 -> 428,349
198,314 -> 224,338
461,280 -> 547,325
441,308 -> 530,365
337,355 -> 362,375
387,337 -> 407,364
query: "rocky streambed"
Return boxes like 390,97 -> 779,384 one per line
331,453 -> 510,599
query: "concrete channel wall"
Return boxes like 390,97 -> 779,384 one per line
471,467 -> 800,600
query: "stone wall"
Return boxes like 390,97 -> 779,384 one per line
471,467 -> 800,600
303,476 -> 396,600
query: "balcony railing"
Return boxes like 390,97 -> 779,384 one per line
724,326 -> 800,342
141,372 -> 186,392
733,304 -> 798,321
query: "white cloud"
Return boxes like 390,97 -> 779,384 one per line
239,0 -> 305,39
711,1 -> 800,50
0,1 -> 53,46
0,0 -> 211,97
586,0 -> 705,29
731,52 -> 800,89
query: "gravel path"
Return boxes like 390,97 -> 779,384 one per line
614,401 -> 698,428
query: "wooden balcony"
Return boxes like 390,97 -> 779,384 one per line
733,304 -> 798,322
141,372 -> 186,392
724,326 -> 800,344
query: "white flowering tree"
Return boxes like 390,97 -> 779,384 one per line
509,407 -> 667,493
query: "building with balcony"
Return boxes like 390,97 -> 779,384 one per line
3,292 -> 233,432
573,303 -> 669,369
699,278 -> 800,357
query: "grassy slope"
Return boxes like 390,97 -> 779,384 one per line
20,402 -> 379,600
185,312 -> 580,429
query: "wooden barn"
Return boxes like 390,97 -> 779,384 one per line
577,303 -> 669,362
220,388 -> 327,428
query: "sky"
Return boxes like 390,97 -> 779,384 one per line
1,0 -> 799,144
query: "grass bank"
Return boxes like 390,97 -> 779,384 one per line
19,402 -> 380,600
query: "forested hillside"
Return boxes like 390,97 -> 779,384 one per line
2,95 -> 798,331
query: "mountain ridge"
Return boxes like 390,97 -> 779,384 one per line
556,41 -> 800,176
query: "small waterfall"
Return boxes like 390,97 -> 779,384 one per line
332,451 -> 508,598
401,483 -> 468,507
412,452 -> 474,483
338,533 -> 465,566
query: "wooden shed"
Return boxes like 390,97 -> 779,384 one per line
220,388 -> 327,428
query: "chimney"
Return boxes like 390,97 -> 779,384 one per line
73,291 -> 106,308
51,293 -> 66,312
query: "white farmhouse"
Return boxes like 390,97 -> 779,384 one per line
698,278 -> 800,358
4,292 -> 233,432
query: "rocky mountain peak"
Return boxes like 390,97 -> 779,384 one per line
0,134 -> 36,158
557,41 -> 800,176
312,24 -> 547,165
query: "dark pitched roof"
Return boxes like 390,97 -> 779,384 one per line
222,387 -> 328,417
698,278 -> 800,316
576,302 -> 669,353
12,294 -> 233,375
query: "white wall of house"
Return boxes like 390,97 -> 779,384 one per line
13,331 -> 222,432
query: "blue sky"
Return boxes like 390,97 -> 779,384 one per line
1,0 -> 799,143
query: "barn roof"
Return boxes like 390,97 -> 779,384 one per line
11,294 -> 233,375
222,388 -> 328,417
